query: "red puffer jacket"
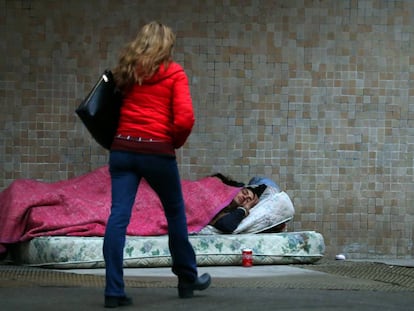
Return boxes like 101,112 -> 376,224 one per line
116,62 -> 195,149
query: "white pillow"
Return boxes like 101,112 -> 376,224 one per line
233,187 -> 295,234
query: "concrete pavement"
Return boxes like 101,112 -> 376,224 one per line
1,260 -> 414,311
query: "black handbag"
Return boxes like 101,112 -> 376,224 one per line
76,70 -> 122,150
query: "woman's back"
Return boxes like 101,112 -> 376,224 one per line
117,62 -> 194,147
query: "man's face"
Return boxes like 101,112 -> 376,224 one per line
233,188 -> 258,208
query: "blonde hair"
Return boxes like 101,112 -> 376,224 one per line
113,21 -> 176,92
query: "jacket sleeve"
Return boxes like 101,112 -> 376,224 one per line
211,209 -> 246,233
171,70 -> 195,149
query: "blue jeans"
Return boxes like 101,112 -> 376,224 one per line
103,151 -> 198,297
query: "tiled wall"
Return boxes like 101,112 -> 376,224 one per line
1,0 -> 413,259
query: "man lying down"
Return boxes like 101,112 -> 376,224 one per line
0,166 -> 294,257
202,174 -> 294,234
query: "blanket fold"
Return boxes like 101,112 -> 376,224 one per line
0,166 -> 240,255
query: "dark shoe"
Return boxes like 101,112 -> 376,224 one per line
178,273 -> 211,298
104,296 -> 133,308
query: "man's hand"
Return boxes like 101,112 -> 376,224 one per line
243,195 -> 259,211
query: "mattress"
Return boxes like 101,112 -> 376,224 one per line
10,231 -> 325,268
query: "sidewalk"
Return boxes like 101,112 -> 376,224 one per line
1,259 -> 414,311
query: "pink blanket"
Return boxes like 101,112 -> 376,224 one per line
0,166 -> 240,255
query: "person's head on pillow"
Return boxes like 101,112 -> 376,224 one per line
210,173 -> 267,209
232,184 -> 267,209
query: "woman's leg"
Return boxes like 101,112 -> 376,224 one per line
103,151 -> 140,297
142,155 -> 198,282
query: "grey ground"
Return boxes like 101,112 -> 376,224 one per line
1,258 -> 414,311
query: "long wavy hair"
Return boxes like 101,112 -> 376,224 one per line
113,21 -> 176,92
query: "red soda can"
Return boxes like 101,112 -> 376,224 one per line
242,248 -> 253,267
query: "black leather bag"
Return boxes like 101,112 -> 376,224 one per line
76,70 -> 122,150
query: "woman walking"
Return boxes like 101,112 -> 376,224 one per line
103,21 -> 211,308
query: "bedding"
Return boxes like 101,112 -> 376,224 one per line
0,166 -> 296,257
10,231 -> 325,268
0,166 -> 240,255
0,166 -> 318,268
